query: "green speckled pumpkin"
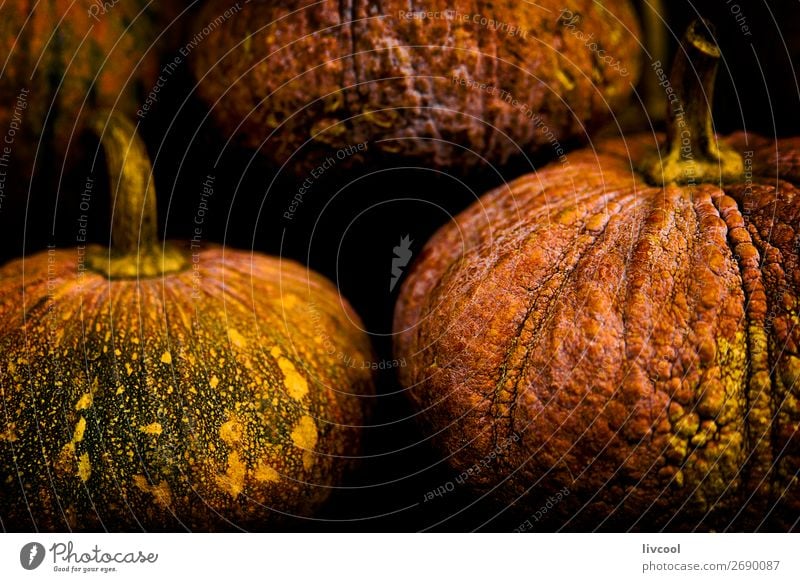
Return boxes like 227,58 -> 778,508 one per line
0,113 -> 374,531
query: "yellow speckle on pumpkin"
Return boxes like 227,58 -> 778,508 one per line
271,347 -> 308,400
139,422 -> 162,436
161,351 -> 172,364
219,414 -> 243,445
125,363 -> 133,376
216,451 -> 247,499
291,415 -> 318,470
133,475 -> 172,507
228,328 -> 247,348
554,68 -> 576,91
73,417 -> 87,443
56,442 -> 76,476
0,423 -> 18,442
75,393 -> 93,410
210,375 -> 220,389
77,453 -> 91,482
116,386 -> 125,395
254,461 -> 280,483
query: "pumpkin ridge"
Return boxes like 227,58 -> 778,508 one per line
602,226 -> 666,531
669,186 -> 747,525
487,184 -> 641,443
718,184 -> 800,526
711,189 -> 775,525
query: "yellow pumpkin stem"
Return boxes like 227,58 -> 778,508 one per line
86,112 -> 188,278
642,19 -> 744,186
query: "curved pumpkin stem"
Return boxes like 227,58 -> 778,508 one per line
642,19 -> 744,186
86,111 -> 187,279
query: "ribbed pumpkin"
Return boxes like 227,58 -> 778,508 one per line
0,0 -> 172,168
189,0 -> 642,175
0,113 -> 374,531
393,22 -> 800,531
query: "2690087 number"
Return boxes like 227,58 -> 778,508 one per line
730,561 -> 780,571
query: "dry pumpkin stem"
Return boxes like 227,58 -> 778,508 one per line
642,19 -> 744,186
85,113 -> 188,279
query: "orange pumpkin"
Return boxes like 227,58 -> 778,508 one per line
0,112 -> 374,531
394,21 -> 800,531
189,0 -> 642,175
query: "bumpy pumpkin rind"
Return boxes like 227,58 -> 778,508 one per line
0,244 -> 374,531
190,0 -> 642,174
393,133 -> 800,531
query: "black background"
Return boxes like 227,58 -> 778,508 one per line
2,0 -> 799,531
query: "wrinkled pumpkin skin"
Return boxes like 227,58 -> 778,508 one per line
190,0 -> 641,174
0,244 -> 374,531
0,0 -> 167,170
394,133 -> 800,531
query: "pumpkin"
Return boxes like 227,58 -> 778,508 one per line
0,112 -> 374,531
189,0 -> 642,175
393,21 -> 800,531
0,0 -> 173,169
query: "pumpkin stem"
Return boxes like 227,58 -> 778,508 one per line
642,19 -> 744,186
86,111 -> 187,278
